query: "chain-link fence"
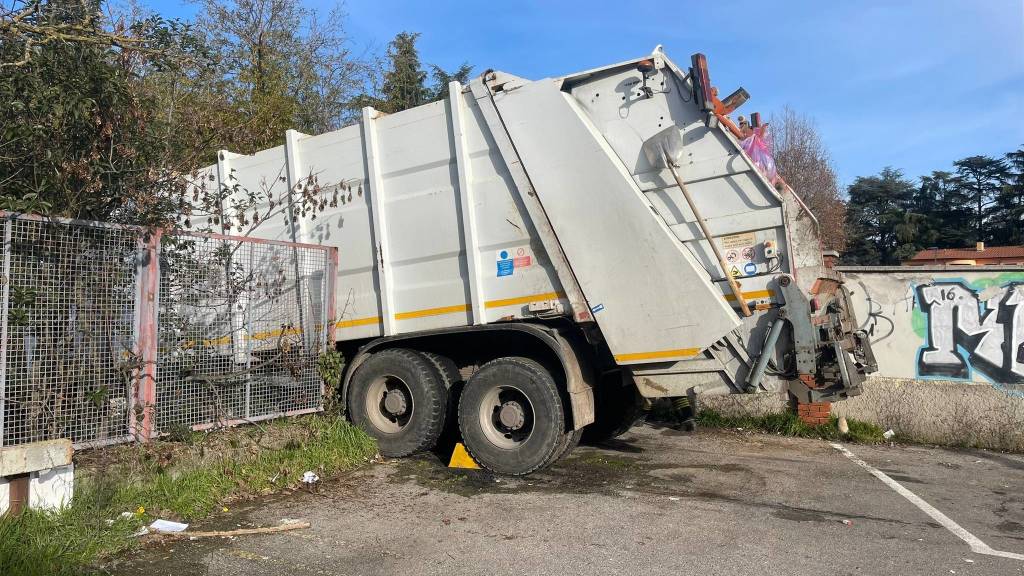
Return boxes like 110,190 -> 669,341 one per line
0,213 -> 336,448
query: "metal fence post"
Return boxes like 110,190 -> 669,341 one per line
133,229 -> 161,441
244,243 -> 254,419
0,218 -> 11,447
326,247 -> 338,348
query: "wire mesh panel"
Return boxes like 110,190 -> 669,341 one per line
153,232 -> 333,433
0,215 -> 140,447
0,213 -> 336,447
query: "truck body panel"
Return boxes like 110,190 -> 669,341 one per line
195,47 -> 875,406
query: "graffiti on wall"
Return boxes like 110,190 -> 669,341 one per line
916,281 -> 1024,383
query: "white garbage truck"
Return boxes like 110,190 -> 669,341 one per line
199,47 -> 876,474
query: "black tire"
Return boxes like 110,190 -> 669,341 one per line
421,351 -> 461,389
347,348 -> 447,457
420,351 -> 464,452
458,357 -> 565,475
545,427 -> 583,468
581,371 -> 644,444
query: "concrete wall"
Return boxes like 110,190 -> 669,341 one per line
842,266 -> 1024,386
704,266 -> 1024,451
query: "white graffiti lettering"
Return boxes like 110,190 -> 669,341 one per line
916,282 -> 1024,382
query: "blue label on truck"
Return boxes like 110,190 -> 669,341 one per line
743,262 -> 757,276
497,259 -> 513,277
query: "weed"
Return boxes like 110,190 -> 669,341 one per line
696,408 -> 886,444
0,415 -> 376,576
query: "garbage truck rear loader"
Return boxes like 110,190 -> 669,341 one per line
201,48 -> 876,474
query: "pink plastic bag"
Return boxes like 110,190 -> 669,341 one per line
740,125 -> 778,184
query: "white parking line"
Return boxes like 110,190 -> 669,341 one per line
831,443 -> 1024,561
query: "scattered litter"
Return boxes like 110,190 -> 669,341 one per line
669,497 -> 680,501
162,522 -> 311,540
150,519 -> 189,533
838,416 -> 849,435
963,559 -> 974,563
882,429 -> 895,440
281,518 -> 303,525
131,526 -> 149,538
841,519 -> 852,526
301,471 -> 320,484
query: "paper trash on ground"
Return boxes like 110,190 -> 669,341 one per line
149,519 -> 189,533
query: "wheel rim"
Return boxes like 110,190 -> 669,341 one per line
365,375 -> 414,434
477,384 -> 535,449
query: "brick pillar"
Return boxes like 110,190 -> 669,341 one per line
795,401 -> 832,426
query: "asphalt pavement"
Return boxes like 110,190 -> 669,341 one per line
111,423 -> 1024,575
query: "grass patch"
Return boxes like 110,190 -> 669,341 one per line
0,414 -> 376,576
696,408 -> 886,444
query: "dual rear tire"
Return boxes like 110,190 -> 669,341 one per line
347,350 -> 575,475
347,349 -> 447,458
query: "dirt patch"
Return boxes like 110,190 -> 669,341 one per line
996,520 -> 1023,534
771,509 -> 829,523
386,447 -> 684,498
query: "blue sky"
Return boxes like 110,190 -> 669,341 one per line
154,0 -> 1023,187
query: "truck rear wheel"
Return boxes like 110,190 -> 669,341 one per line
348,348 -> 447,457
545,427 -> 583,468
581,371 -> 644,444
458,357 -> 565,475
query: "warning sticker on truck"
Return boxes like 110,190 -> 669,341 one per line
721,232 -> 757,249
496,247 -> 533,277
497,256 -> 513,276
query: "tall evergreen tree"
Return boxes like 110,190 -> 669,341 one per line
953,155 -> 1008,243
918,170 -> 972,248
430,62 -> 473,101
377,32 -> 430,113
844,168 -> 920,264
991,147 -> 1024,245
349,32 -> 471,114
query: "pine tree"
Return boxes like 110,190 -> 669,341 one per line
377,32 -> 430,113
919,170 -> 971,248
953,155 -> 1008,244
991,147 -> 1024,245
349,32 -> 472,114
844,168 -> 919,264
430,63 -> 473,101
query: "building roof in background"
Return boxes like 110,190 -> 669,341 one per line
909,245 -> 1024,261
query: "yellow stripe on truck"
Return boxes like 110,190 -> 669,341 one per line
394,304 -> 470,320
383,292 -> 567,322
723,289 -> 774,302
484,292 -> 563,309
614,348 -> 701,362
335,316 -> 380,328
